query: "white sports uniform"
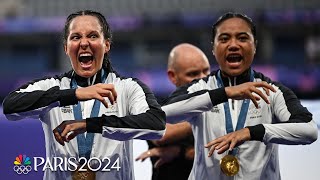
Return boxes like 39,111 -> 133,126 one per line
162,68 -> 317,180
3,68 -> 166,180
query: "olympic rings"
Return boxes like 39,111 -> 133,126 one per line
13,165 -> 32,174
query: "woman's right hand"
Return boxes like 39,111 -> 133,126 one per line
75,83 -> 117,108
225,81 -> 276,108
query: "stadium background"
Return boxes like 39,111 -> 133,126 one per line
0,0 -> 319,179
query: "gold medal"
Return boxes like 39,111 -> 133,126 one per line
220,154 -> 240,176
72,165 -> 96,180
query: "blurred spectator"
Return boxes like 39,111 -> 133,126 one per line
0,0 -> 25,19
305,34 -> 320,65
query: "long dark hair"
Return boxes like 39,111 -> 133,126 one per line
212,12 -> 258,46
63,10 -> 113,72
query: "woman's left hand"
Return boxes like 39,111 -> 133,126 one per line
53,120 -> 86,146
204,128 -> 251,157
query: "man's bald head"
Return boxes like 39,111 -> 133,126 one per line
167,43 -> 210,87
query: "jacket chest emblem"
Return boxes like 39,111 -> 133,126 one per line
211,106 -> 220,113
60,106 -> 73,114
104,104 -> 118,114
248,104 -> 262,119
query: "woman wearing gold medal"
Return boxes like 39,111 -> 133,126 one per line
161,12 -> 318,180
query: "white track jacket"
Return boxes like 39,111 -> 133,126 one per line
162,68 -> 317,180
3,68 -> 166,180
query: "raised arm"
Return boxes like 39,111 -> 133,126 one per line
3,74 -> 117,121
3,75 -> 77,120
163,80 -> 275,123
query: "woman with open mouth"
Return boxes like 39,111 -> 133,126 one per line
3,10 -> 166,180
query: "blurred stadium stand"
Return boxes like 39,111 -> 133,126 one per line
5,0 -> 320,17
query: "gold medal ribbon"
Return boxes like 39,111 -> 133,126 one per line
216,69 -> 254,176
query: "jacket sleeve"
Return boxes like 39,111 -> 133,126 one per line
2,76 -> 77,120
162,78 -> 228,124
86,78 -> 166,140
248,82 -> 318,145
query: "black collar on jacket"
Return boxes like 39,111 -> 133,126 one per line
73,68 -> 103,87
218,67 -> 252,87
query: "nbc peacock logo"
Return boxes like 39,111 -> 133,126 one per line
13,154 -> 32,174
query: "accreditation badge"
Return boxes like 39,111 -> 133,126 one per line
220,154 -> 240,176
